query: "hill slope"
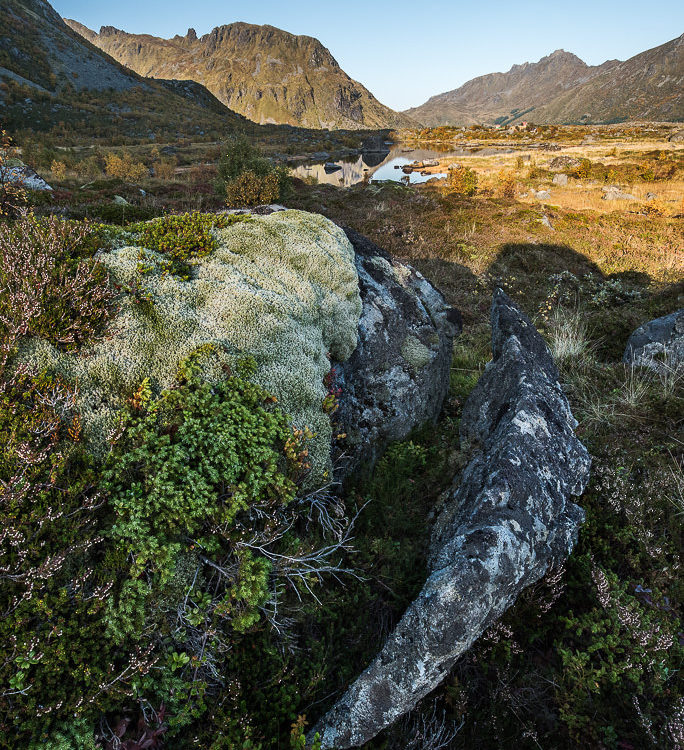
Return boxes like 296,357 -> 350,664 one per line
532,34 -> 684,124
0,0 -> 251,142
405,35 -> 683,126
64,20 -> 415,130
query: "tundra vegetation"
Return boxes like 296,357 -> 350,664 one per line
0,121 -> 682,749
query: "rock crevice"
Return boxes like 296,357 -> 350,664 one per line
313,289 -> 591,748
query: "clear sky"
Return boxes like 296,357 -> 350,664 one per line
52,0 -> 684,111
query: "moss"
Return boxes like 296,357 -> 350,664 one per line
21,210 -> 362,484
401,334 -> 433,370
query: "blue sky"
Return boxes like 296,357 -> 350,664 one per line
52,0 -> 683,111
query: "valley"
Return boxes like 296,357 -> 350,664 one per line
0,1 -> 682,748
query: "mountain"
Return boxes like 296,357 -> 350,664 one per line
0,0 -> 251,141
404,50 -> 619,126
405,35 -> 683,126
531,34 -> 684,124
64,20 -> 415,130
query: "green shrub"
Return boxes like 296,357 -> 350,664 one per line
216,136 -> 291,207
0,369 -> 129,748
131,211 -> 249,275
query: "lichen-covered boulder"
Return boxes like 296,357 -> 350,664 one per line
312,289 -> 590,748
623,309 -> 684,372
21,210 -> 362,484
334,229 -> 461,479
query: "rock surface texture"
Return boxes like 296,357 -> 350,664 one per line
334,229 -> 461,479
623,309 -> 684,371
312,289 -> 591,748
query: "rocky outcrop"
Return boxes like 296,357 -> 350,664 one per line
334,229 -> 461,479
623,309 -> 684,371
312,289 -> 591,748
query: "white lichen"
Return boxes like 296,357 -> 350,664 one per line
401,334 -> 433,371
21,210 -> 362,484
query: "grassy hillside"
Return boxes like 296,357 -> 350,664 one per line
0,0 -> 253,143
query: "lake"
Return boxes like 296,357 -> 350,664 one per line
291,147 -> 475,187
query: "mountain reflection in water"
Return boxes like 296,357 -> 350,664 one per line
292,147 -> 458,187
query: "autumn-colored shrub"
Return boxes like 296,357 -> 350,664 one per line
50,159 -> 67,179
216,136 -> 291,206
443,165 -> 478,196
104,151 -> 148,181
497,169 -> 517,199
154,160 -> 176,180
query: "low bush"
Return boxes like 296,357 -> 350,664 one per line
443,166 -> 478,196
216,136 -> 291,207
104,152 -> 148,182
130,211 -> 250,275
0,216 -> 115,361
224,170 -> 280,207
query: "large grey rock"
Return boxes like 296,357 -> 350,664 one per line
602,185 -> 636,201
552,173 -> 568,186
3,164 -> 52,191
623,309 -> 684,371
313,289 -> 590,748
334,229 -> 461,479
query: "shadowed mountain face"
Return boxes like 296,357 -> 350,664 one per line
65,20 -> 416,131
405,36 -> 684,126
0,0 -> 250,139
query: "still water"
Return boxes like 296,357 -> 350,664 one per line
291,147 -> 467,187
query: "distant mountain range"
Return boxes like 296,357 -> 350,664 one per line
405,35 -> 684,126
64,20 -> 415,130
0,0 -> 251,140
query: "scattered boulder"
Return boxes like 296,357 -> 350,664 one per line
2,163 -> 52,191
313,289 -> 590,748
334,229 -> 461,479
548,155 -> 581,172
646,192 -> 657,200
668,130 -> 684,142
623,309 -> 684,371
552,173 -> 568,186
324,162 -> 342,173
602,185 -> 636,201
112,195 -> 130,205
540,214 -> 554,230
532,189 -> 551,200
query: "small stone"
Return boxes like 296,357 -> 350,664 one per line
623,310 -> 684,372
552,173 -> 568,186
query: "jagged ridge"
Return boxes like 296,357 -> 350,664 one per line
64,19 -> 416,130
405,37 -> 683,125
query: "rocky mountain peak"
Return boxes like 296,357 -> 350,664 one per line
64,18 -> 414,129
